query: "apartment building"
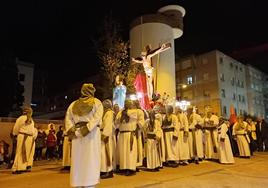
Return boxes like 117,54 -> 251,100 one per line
175,50 -> 267,119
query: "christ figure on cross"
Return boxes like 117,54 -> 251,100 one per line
132,43 -> 171,100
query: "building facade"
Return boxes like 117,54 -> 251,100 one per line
245,65 -> 267,118
176,50 -> 267,119
16,58 -> 34,107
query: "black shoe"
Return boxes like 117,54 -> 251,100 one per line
195,160 -> 199,164
167,161 -> 179,168
60,166 -> 70,171
26,166 -> 32,172
100,172 -> 113,179
125,170 -> 136,176
12,171 -> 22,174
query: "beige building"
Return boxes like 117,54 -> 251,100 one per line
245,65 -> 267,118
16,58 -> 34,107
176,50 -> 251,118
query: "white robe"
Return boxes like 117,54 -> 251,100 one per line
62,132 -> 71,167
188,113 -> 204,159
100,110 -> 114,172
155,113 -> 165,164
12,115 -> 35,172
162,114 -> 179,161
27,128 -> 37,167
203,115 -> 219,159
65,98 -> 103,187
145,119 -> 162,169
177,112 -> 190,161
115,109 -> 139,170
233,121 -> 251,157
218,123 -> 234,164
136,109 -> 145,167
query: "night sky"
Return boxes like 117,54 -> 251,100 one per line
1,0 -> 268,94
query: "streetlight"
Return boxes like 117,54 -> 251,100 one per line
175,100 -> 191,111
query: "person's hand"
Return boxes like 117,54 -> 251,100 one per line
75,130 -> 82,138
220,137 -> 225,142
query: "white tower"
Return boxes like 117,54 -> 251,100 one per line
130,5 -> 185,99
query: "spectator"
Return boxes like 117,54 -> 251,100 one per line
46,129 -> 57,160
34,128 -> 46,160
0,140 -> 9,165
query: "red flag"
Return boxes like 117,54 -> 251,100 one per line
229,104 -> 237,125
134,73 -> 151,110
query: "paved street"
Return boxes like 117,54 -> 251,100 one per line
1,152 -> 268,188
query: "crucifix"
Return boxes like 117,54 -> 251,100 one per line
132,42 -> 171,100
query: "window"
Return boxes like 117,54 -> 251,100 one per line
202,58 -> 208,65
236,79 -> 240,87
219,57 -> 223,64
231,77 -> 235,86
220,73 -> 225,81
182,60 -> 192,69
19,74 -> 25,82
221,89 -> 225,98
235,65 -> 238,70
241,81 -> 244,88
186,75 -> 193,84
223,106 -> 227,115
239,67 -> 243,72
230,62 -> 233,68
203,90 -> 210,97
232,93 -> 236,100
203,73 -> 209,80
242,96 -> 245,102
238,94 -> 241,102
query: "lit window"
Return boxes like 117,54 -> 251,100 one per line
187,75 -> 193,84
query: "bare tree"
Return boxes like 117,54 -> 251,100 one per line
93,13 -> 130,98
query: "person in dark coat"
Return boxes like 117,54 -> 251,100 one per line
256,118 -> 268,151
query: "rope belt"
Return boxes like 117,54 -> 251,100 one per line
162,127 -> 175,132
